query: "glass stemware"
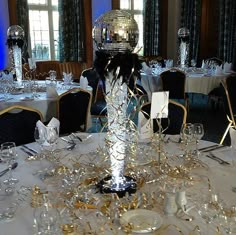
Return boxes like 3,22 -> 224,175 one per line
193,123 -> 204,157
34,126 -> 47,158
46,126 -> 59,152
1,142 -> 18,185
180,123 -> 194,159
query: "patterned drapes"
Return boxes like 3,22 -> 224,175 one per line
218,0 -> 236,69
180,0 -> 202,63
58,0 -> 86,62
143,0 -> 160,56
16,0 -> 29,62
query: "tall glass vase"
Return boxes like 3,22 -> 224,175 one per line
178,28 -> 190,68
13,45 -> 23,85
98,73 -> 137,197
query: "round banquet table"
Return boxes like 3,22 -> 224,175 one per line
0,80 -> 92,123
0,133 -> 235,234
140,71 -> 229,100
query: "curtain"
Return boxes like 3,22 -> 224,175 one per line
218,0 -> 236,70
180,0 -> 202,63
143,0 -> 160,56
16,0 -> 29,62
58,0 -> 86,62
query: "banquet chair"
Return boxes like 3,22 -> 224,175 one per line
160,69 -> 189,110
81,68 -> 107,127
205,57 -> 223,67
141,55 -> 165,68
219,74 -> 236,144
140,100 -> 187,134
57,88 -> 92,135
0,105 -> 43,146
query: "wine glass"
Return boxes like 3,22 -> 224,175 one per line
34,126 -> 47,157
46,126 -> 59,151
1,142 -> 18,185
193,123 -> 204,157
180,123 -> 194,158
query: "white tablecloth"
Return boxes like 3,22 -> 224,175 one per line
140,72 -> 228,100
0,133 -> 235,234
0,81 -> 92,124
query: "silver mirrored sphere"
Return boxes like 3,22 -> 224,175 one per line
178,27 -> 190,38
7,25 -> 25,39
92,10 -> 139,54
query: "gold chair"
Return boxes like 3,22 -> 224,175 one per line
0,105 -> 43,146
57,88 -> 92,135
220,74 -> 236,144
140,100 -> 187,134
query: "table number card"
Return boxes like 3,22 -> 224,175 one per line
150,91 -> 169,119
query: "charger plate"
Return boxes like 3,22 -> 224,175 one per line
120,209 -> 162,233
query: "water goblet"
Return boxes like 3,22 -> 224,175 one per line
193,123 -> 204,157
46,126 -> 59,152
1,142 -> 18,185
34,126 -> 47,158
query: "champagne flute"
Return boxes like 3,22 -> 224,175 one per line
1,142 -> 18,185
193,123 -> 204,157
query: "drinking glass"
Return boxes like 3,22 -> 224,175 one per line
1,142 -> 18,185
46,126 -> 59,151
180,123 -> 194,158
34,126 -> 47,157
193,123 -> 204,157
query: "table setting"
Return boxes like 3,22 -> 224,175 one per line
0,119 -> 235,234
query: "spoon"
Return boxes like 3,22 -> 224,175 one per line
0,162 -> 18,177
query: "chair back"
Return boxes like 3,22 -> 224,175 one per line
140,100 -> 187,134
57,88 -> 92,134
81,68 -> 100,102
0,105 -> 43,146
205,57 -> 223,66
160,69 -> 186,100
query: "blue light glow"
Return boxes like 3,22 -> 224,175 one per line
0,1 -> 10,70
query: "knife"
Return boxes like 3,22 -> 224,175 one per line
201,144 -> 227,152
22,145 -> 38,154
20,147 -> 34,156
205,152 -> 230,165
0,162 -> 18,177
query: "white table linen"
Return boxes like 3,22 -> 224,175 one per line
0,81 -> 93,124
0,133 -> 235,234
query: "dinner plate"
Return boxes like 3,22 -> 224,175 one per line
120,209 -> 162,233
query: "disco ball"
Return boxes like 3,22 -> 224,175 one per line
178,27 -> 190,38
7,25 -> 25,40
92,10 -> 139,54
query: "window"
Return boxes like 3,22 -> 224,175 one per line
120,0 -> 143,55
28,0 -> 59,61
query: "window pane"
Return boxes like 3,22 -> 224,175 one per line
51,0 -> 58,6
29,10 -> 50,60
120,0 -> 131,9
134,0 -> 143,10
28,0 -> 47,5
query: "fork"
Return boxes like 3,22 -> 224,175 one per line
205,152 -> 230,165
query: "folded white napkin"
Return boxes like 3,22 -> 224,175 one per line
215,65 -> 223,75
63,72 -> 73,85
80,75 -> 88,89
46,86 -> 58,98
141,62 -> 153,75
36,117 -> 60,146
165,59 -> 173,68
138,112 -> 153,140
223,62 -> 232,73
229,127 -> 236,150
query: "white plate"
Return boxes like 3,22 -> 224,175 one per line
120,209 -> 162,233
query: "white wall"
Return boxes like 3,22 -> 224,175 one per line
0,0 -> 10,69
167,0 -> 181,64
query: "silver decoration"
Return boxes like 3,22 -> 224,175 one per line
92,10 -> 139,54
177,28 -> 190,68
7,25 -> 25,85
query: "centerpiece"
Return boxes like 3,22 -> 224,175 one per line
92,10 -> 141,197
7,25 -> 25,85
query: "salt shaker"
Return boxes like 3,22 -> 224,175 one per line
164,192 -> 178,216
175,191 -> 187,210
